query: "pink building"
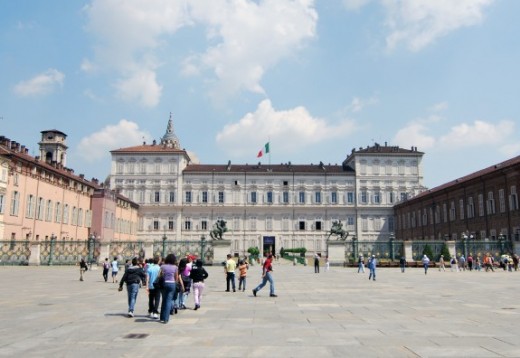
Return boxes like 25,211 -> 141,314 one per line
0,131 -> 139,244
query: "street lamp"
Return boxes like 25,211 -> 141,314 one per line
88,234 -> 96,268
49,233 -> 57,266
162,233 -> 167,258
200,235 -> 206,264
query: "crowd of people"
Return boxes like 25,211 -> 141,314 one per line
103,253 -> 209,323
76,248 -> 518,320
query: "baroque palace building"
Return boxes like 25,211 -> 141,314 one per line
394,155 -> 520,242
0,131 -> 138,244
110,116 -> 426,257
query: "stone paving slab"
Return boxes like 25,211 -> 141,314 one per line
0,263 -> 519,357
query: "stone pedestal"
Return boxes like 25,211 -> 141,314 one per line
144,243 -> 154,259
211,240 -> 232,266
447,241 -> 456,258
99,244 -> 110,263
327,240 -> 346,266
404,241 -> 413,262
29,243 -> 40,266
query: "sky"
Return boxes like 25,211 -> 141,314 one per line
1,0 -> 520,189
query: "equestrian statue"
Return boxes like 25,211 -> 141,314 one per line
210,219 -> 228,240
327,220 -> 349,241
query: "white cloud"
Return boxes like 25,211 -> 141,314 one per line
77,119 -> 152,162
343,0 -> 372,11
429,101 -> 448,112
84,0 -> 317,104
347,96 -> 378,113
186,0 -> 317,99
394,117 -> 516,153
382,0 -> 495,51
80,58 -> 96,73
13,69 -> 64,96
83,0 -> 189,107
499,143 -> 520,158
392,121 -> 436,150
216,99 -> 357,157
439,120 -> 515,148
114,69 -> 162,107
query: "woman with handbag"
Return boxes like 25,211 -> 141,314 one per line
159,254 -> 182,324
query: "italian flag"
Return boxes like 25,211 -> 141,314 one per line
257,142 -> 270,158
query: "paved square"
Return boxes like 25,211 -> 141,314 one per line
0,261 -> 519,357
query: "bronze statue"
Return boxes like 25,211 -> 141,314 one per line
210,219 -> 228,240
327,220 -> 349,241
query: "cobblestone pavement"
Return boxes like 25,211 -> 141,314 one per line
0,262 -> 519,358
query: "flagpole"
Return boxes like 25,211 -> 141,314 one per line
268,137 -> 271,169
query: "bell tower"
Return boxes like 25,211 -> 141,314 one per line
39,130 -> 68,166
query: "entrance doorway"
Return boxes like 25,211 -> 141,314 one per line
263,236 -> 275,257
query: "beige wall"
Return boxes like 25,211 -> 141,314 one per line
3,159 -> 94,241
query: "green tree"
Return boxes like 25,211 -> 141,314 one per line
439,242 -> 451,261
422,244 -> 434,260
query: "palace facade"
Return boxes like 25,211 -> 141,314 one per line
110,116 -> 426,257
0,132 -> 138,244
394,155 -> 520,242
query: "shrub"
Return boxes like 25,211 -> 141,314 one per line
439,242 -> 451,261
422,244 -> 434,260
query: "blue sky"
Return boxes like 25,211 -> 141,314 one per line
1,0 -> 519,188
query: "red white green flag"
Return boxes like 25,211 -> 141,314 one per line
257,142 -> 270,158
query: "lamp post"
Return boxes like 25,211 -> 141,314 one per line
461,233 -> 468,259
389,232 -> 395,261
48,233 -> 56,266
352,235 -> 358,263
498,233 -> 506,254
162,233 -> 167,258
200,235 -> 206,264
88,234 -> 95,268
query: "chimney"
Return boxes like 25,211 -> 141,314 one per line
79,174 -> 85,179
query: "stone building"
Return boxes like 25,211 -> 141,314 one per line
110,116 -> 425,257
0,132 -> 139,244
394,155 -> 520,242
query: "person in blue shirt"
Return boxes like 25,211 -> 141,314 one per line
368,255 -> 377,281
146,257 -> 161,319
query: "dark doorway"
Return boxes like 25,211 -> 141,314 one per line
263,236 -> 275,257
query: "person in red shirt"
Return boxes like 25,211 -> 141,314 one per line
252,254 -> 277,297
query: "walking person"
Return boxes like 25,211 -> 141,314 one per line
238,259 -> 248,292
118,257 -> 147,318
159,254 -> 181,324
368,255 -> 377,281
111,257 -> 119,283
314,253 -> 320,273
467,255 -> 473,271
325,256 -> 330,272
357,255 -> 365,273
224,254 -> 237,292
459,255 -> 466,271
190,259 -> 209,310
252,254 -> 277,297
399,256 -> 406,273
438,255 -> 446,272
102,258 -> 110,282
79,258 -> 88,281
475,256 -> 482,271
176,257 -> 192,309
146,257 -> 161,319
422,254 -> 430,275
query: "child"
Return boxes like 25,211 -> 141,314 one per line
238,260 -> 248,292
